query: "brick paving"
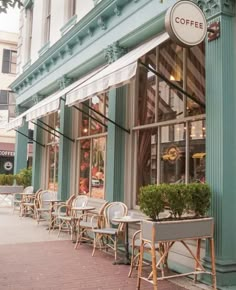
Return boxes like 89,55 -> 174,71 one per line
0,207 -> 188,290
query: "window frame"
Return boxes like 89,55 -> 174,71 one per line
2,49 -> 17,74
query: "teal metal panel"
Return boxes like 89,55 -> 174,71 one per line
14,123 -> 28,175
57,100 -> 73,201
105,87 -> 127,202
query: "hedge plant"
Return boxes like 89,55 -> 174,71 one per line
14,167 -> 32,187
0,174 -> 15,185
139,184 -> 166,221
139,183 -> 211,220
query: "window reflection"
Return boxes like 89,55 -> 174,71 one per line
160,124 -> 186,184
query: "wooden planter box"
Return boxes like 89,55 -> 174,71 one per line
141,217 -> 214,242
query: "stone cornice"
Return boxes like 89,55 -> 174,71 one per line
10,0 -> 133,94
193,0 -> 235,19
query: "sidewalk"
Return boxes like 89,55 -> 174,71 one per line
0,207 -> 210,290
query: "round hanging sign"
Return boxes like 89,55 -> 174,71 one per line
165,1 -> 207,47
4,161 -> 13,171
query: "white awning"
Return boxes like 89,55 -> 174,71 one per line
66,32 -> 169,106
6,66 -> 106,131
6,113 -> 26,131
26,66 -> 105,122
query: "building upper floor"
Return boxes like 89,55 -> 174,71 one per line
18,0 -> 100,73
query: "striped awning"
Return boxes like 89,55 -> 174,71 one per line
6,114 -> 26,131
6,66 -> 105,130
66,32 -> 169,106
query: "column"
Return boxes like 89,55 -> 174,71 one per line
203,1 -> 236,287
32,120 -> 44,191
105,87 -> 127,202
14,122 -> 28,174
57,100 -> 73,201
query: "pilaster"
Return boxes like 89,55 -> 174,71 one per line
14,122 -> 28,175
32,120 -> 43,191
105,87 -> 127,202
57,100 -> 73,201
204,5 -> 236,288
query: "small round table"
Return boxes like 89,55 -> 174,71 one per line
113,216 -> 141,265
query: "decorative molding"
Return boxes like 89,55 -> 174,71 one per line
57,76 -> 73,90
97,16 -> 107,30
104,41 -> 127,64
15,106 -> 26,116
32,94 -> 44,105
114,5 -> 121,16
193,0 -> 235,19
87,27 -> 94,37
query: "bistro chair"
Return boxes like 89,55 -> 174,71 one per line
35,190 -> 58,224
13,186 -> 34,214
75,198 -> 109,249
92,202 -> 128,261
57,195 -> 88,239
20,188 -> 42,218
49,193 -> 76,233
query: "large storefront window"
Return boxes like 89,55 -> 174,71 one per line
46,112 -> 60,191
77,93 -> 108,199
134,39 -> 206,204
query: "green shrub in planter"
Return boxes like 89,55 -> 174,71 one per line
187,183 -> 211,217
139,183 -> 212,220
0,174 -> 15,185
163,184 -> 191,219
139,184 -> 166,221
15,167 -> 32,187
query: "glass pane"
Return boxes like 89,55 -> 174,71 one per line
80,101 -> 90,136
48,145 -> 55,190
91,137 -> 106,199
79,139 -> 91,195
47,112 -> 60,143
158,40 -> 184,121
186,43 -> 205,116
90,95 -> 105,135
0,91 -> 8,104
136,128 -> 158,201
137,54 -> 156,126
160,123 -> 186,184
189,120 -> 206,183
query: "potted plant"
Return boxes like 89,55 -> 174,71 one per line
139,183 -> 214,241
137,183 -> 216,290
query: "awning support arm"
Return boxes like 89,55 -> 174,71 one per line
31,121 -> 60,139
72,104 -> 108,129
61,97 -> 108,129
139,61 -> 205,109
37,119 -> 75,143
15,129 -> 45,147
83,102 -> 130,134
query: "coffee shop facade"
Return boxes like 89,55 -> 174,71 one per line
8,0 -> 236,288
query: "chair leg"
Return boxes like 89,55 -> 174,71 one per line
136,240 -> 144,290
92,233 -> 97,256
114,236 -> 117,261
210,238 -> 217,290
